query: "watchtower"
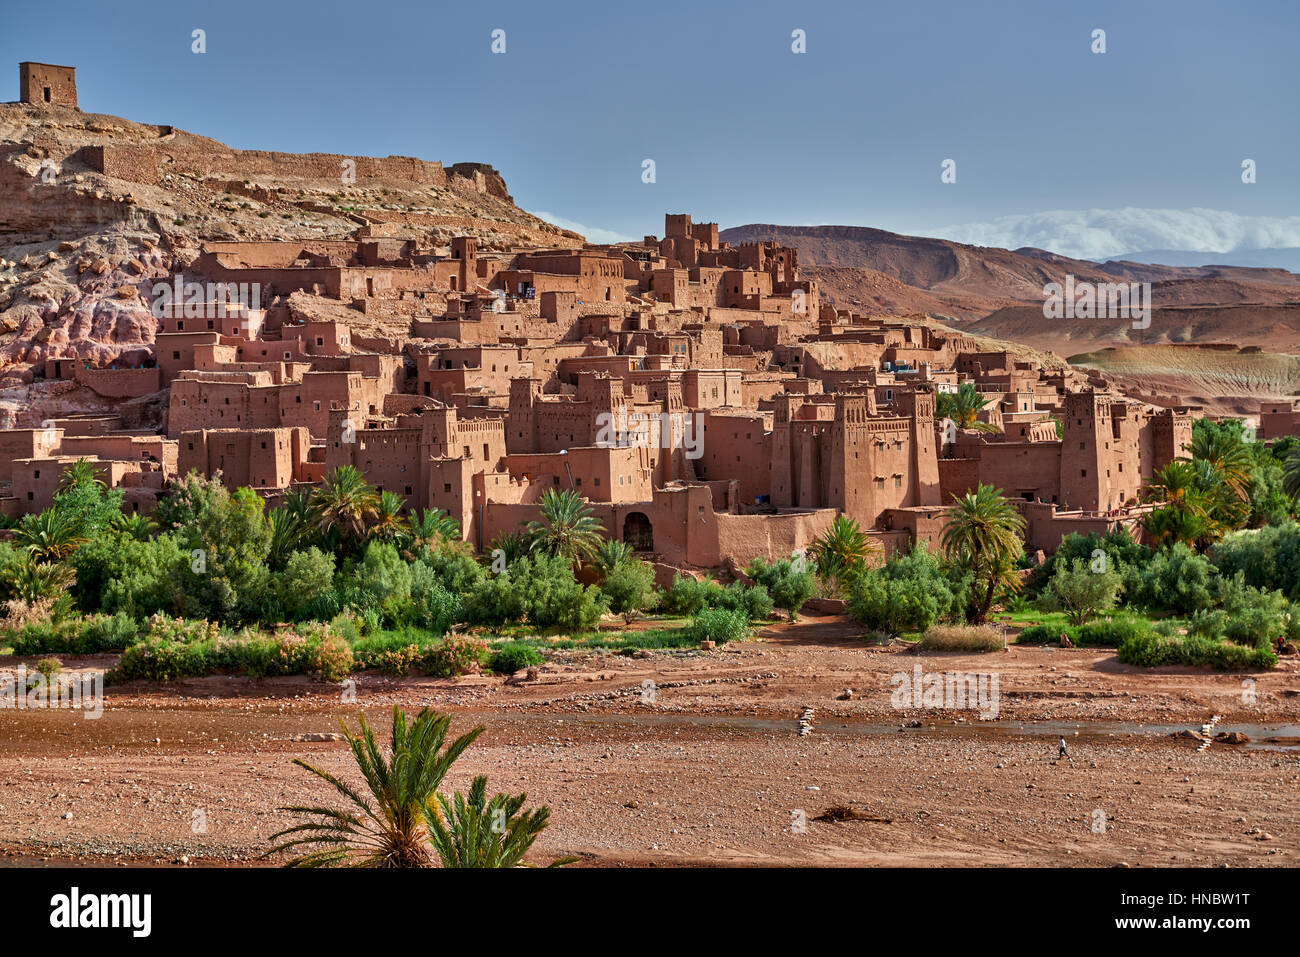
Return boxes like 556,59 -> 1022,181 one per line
19,62 -> 77,109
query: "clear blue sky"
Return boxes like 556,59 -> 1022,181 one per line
4,0 -> 1297,252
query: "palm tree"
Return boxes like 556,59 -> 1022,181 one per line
1144,460 -> 1200,506
406,508 -> 461,555
808,515 -> 877,591
1284,446 -> 1300,500
57,458 -> 105,493
936,383 -> 1000,433
488,530 -> 533,569
1144,460 -> 1229,548
1144,503 -> 1211,550
425,776 -> 573,868
310,466 -> 379,551
941,484 -> 1026,623
369,490 -> 407,546
594,538 -> 633,574
1190,429 -> 1252,501
266,707 -> 483,868
282,486 -> 315,526
1190,458 -> 1247,535
2,554 -> 76,603
111,512 -> 158,542
526,488 -> 605,567
267,507 -> 305,569
13,509 -> 88,563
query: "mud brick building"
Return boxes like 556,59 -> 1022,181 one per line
3,201 -> 1206,569
19,62 -> 77,109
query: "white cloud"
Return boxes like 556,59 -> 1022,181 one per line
530,210 -> 633,245
933,207 -> 1300,261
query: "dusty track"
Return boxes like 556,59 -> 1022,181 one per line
1,615 -> 1297,867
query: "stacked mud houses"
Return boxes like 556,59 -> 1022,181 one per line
1,203 -> 1206,572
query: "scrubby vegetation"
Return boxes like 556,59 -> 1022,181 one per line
0,464 -> 784,682
845,422 -> 1300,671
5,414 -> 1296,680
918,624 -> 1002,653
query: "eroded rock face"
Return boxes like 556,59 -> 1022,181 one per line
0,99 -> 576,391
0,226 -> 167,367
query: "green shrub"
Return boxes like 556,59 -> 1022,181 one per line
714,581 -> 774,621
846,545 -> 961,636
1027,528 -> 1146,596
689,607 -> 750,644
8,612 -> 139,655
108,619 -> 354,683
1077,615 -> 1153,647
1212,523 -> 1300,600
276,547 -> 337,621
111,635 -> 218,682
848,573 -> 946,637
661,574 -> 721,616
464,554 -> 605,632
745,557 -> 816,621
1203,577 -> 1298,648
1014,623 -> 1080,645
1041,558 -> 1124,625
409,561 -> 459,634
599,560 -> 659,623
488,643 -> 544,674
81,612 -> 140,651
1118,631 -> 1277,671
352,631 -> 487,677
34,656 -> 61,680
1129,544 -> 1217,615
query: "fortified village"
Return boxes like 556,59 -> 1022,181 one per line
0,63 -> 1213,576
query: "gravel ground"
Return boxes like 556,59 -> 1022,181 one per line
1,615 -> 1297,867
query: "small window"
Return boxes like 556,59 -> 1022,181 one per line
443,483 -> 452,493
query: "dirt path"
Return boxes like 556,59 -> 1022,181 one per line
2,615 -> 1297,867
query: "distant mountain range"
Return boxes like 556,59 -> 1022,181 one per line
1103,248 -> 1300,272
719,223 -> 1300,357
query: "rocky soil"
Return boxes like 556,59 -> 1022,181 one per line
1,615 -> 1296,868
0,101 -> 578,423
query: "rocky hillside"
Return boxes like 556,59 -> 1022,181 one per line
0,100 -> 577,393
722,223 -> 1300,354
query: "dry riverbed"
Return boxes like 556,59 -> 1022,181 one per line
2,615 -> 1297,867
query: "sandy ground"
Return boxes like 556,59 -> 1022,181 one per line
1,614 -> 1297,868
